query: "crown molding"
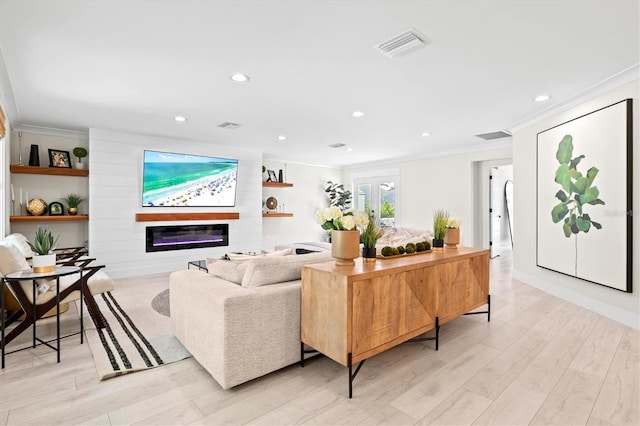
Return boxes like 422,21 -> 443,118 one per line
508,64 -> 640,133
14,123 -> 89,139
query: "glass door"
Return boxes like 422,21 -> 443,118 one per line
355,178 -> 396,227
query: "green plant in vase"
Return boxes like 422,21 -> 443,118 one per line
432,209 -> 450,249
63,193 -> 85,216
28,226 -> 59,272
361,209 -> 384,261
72,147 -> 88,169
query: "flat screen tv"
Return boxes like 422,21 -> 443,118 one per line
142,150 -> 238,207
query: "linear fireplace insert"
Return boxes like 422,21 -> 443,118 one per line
146,224 -> 229,252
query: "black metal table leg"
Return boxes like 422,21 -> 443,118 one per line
347,353 -> 365,398
56,275 -> 60,363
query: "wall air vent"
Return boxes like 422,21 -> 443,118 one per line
475,130 -> 512,140
216,121 -> 240,129
375,28 -> 428,58
328,143 -> 346,148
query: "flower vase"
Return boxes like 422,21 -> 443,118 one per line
331,230 -> 360,266
444,228 -> 460,249
362,246 -> 377,263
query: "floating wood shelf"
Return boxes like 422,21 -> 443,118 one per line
262,213 -> 294,217
10,165 -> 89,177
10,215 -> 89,222
135,212 -> 240,222
262,182 -> 293,188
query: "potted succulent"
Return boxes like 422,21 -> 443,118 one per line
63,193 -> 85,215
28,226 -> 59,273
361,209 -> 384,262
72,147 -> 88,169
432,209 -> 450,249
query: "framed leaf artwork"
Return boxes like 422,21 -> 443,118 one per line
536,99 -> 632,292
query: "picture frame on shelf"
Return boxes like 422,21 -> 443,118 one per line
48,149 -> 72,168
49,201 -> 64,216
267,170 -> 277,182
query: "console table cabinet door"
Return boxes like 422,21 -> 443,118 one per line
351,268 -> 436,360
436,254 -> 489,324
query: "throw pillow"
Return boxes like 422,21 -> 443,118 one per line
206,258 -> 248,284
3,233 -> 35,257
241,251 -> 332,288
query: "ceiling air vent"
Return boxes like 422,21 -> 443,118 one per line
475,130 -> 512,140
216,121 -> 240,129
375,28 -> 428,58
328,143 -> 346,148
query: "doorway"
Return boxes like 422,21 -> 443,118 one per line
471,159 -> 513,256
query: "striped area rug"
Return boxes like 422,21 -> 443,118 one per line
80,274 -> 191,380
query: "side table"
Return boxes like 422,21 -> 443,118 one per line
1,265 -> 83,368
188,260 -> 208,272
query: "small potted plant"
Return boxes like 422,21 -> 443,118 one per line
63,193 -> 85,215
72,147 -> 88,169
432,209 -> 450,250
28,226 -> 59,273
361,209 -> 384,262
444,217 -> 461,249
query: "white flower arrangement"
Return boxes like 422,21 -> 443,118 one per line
315,207 -> 369,231
447,217 -> 461,229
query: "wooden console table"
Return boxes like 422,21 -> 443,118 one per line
300,246 -> 490,397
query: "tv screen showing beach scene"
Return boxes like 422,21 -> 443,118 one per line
142,150 -> 238,207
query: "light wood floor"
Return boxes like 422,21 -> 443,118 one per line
1,250 -> 638,425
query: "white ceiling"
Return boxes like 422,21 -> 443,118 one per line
0,1 -> 638,168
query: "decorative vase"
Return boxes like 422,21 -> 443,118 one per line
331,230 -> 360,266
432,238 -> 444,250
28,144 -> 40,166
444,228 -> 460,249
68,207 -> 78,215
75,162 -> 86,170
362,246 -> 377,263
32,253 -> 56,273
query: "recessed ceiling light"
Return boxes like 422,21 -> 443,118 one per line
278,135 -> 286,141
174,116 -> 187,122
346,147 -> 353,152
421,132 -> 431,137
352,110 -> 365,118
534,94 -> 551,102
231,73 -> 250,82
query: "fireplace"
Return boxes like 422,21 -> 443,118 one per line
145,224 -> 229,252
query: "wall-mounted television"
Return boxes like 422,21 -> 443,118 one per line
142,150 -> 238,207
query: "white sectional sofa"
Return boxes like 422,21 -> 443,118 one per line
169,250 -> 332,389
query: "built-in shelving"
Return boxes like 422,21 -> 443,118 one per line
10,215 -> 89,223
10,164 -> 89,177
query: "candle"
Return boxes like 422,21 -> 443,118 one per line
11,184 -> 14,201
25,191 -> 28,204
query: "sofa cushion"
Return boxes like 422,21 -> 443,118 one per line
206,258 -> 248,284
2,233 -> 35,258
241,251 -> 332,288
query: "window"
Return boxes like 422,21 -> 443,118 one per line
352,169 -> 399,227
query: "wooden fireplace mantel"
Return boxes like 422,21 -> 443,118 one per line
135,212 -> 240,222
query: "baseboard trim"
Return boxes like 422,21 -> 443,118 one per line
512,269 -> 639,330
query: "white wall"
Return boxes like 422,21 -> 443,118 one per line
261,160 -> 341,251
343,147 -> 513,248
89,129 -> 262,278
512,79 -> 639,330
